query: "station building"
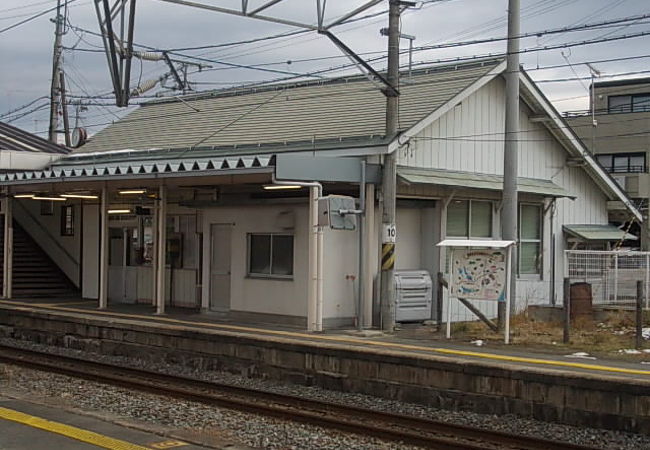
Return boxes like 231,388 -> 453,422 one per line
0,58 -> 641,329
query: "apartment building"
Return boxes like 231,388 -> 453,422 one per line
566,77 -> 650,248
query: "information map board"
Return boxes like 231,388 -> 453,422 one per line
450,249 -> 507,302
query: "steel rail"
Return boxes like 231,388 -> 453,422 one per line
0,344 -> 597,450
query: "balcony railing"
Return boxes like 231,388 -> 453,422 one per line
604,165 -> 647,174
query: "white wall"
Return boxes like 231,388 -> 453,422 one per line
395,208 -> 421,270
14,198 -> 81,286
201,204 -> 309,318
200,202 -> 360,322
82,204 -> 99,299
398,76 -> 611,319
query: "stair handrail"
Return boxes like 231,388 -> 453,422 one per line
12,200 -> 79,267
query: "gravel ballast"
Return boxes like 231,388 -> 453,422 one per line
1,337 -> 650,450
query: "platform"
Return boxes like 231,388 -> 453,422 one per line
3,297 -> 650,379
0,396 -> 213,450
1,298 -> 650,434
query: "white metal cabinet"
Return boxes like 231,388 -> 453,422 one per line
395,270 -> 432,322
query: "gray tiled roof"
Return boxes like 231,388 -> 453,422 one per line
0,121 -> 69,154
77,59 -> 502,154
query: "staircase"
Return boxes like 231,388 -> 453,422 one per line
0,222 -> 79,297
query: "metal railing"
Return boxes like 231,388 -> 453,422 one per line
565,250 -> 650,308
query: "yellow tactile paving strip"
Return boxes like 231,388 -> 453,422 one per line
3,300 -> 650,378
0,406 -> 150,450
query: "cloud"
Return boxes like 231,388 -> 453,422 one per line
1,0 -> 648,132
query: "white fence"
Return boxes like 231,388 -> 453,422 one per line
565,250 -> 650,308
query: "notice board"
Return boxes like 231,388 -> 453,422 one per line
450,249 -> 507,301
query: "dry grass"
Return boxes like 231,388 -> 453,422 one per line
450,311 -> 649,360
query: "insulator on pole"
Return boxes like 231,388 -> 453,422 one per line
132,51 -> 164,61
131,78 -> 160,96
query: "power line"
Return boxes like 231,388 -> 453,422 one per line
4,103 -> 50,124
0,0 -> 55,14
0,96 -> 48,119
61,9 -> 650,104
0,0 -> 81,35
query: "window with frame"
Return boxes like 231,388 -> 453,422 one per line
60,205 -> 74,236
519,204 -> 541,275
596,152 -> 646,173
608,94 -> 650,113
446,200 -> 492,238
248,233 -> 294,278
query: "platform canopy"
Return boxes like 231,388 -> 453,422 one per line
436,239 -> 516,248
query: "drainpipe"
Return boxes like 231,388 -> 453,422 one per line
357,161 -> 366,331
271,173 -> 323,332
155,184 -> 167,315
99,186 -> 109,309
3,193 -> 13,299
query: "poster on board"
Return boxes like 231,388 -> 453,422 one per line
450,249 -> 507,301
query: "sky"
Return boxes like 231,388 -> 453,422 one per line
1,0 -> 649,138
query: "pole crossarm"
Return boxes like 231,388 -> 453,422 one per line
319,30 -> 399,97
93,0 -> 394,106
155,0 -> 318,30
323,0 -> 383,29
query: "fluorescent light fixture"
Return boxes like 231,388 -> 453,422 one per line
13,194 -> 34,198
32,196 -> 66,201
61,193 -> 99,199
263,184 -> 302,190
108,209 -> 132,214
118,189 -> 146,195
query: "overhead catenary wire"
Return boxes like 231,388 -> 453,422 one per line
23,63 -> 650,138
6,0 -> 650,134
53,4 -> 650,104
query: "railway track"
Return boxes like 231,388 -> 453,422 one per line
0,344 -> 598,450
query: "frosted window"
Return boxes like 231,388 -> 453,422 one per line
446,201 -> 468,237
470,201 -> 492,238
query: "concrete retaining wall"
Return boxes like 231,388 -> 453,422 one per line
1,305 -> 649,434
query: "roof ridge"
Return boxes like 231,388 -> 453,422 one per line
141,57 -> 504,107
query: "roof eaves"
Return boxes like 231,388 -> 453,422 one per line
0,122 -> 70,155
63,136 -> 389,166
518,70 -> 643,222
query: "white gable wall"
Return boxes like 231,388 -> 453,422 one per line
396,76 -> 609,320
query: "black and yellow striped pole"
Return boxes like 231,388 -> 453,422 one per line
382,242 -> 395,271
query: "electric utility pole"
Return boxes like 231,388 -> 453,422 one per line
48,0 -> 65,144
500,0 -> 520,327
380,0 -> 404,332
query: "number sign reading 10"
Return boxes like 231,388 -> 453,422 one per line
382,223 -> 396,244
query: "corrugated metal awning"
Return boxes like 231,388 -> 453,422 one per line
397,166 -> 573,198
0,154 -> 275,185
564,224 -> 637,241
